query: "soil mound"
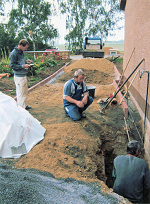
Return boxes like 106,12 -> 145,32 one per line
58,58 -> 116,85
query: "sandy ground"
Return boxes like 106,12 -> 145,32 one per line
12,59 -> 142,182
1,57 -> 144,203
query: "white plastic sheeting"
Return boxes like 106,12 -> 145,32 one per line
0,92 -> 46,158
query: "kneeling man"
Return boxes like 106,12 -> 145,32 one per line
63,69 -> 93,121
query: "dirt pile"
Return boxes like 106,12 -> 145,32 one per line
57,58 -> 116,85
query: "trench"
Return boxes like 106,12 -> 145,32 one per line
93,100 -> 144,190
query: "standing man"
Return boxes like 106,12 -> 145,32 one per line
10,39 -> 32,110
63,69 -> 93,121
112,140 -> 150,203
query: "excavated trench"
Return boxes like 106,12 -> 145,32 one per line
95,102 -> 143,189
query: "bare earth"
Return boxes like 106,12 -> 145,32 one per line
2,57 -> 143,204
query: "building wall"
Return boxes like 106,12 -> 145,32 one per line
123,0 -> 150,165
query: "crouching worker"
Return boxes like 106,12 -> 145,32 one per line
112,140 -> 150,203
63,69 -> 93,121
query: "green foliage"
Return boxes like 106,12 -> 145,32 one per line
60,0 -> 123,46
0,61 -> 13,75
0,47 -> 13,75
24,53 -> 34,61
27,56 -> 58,76
7,0 -> 58,50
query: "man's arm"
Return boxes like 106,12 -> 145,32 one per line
82,81 -> 89,105
9,53 -> 22,71
10,52 -> 30,70
65,96 -> 84,108
82,92 -> 89,105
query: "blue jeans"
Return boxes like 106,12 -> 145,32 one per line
64,96 -> 93,121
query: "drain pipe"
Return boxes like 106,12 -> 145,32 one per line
140,70 -> 149,142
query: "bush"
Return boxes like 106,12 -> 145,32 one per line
0,48 -> 13,76
0,62 -> 13,75
27,56 -> 58,76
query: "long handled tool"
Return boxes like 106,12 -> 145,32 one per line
119,70 -> 140,106
100,58 -> 145,113
117,47 -> 135,88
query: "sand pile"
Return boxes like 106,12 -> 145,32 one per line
58,58 -> 116,85
64,58 -> 114,72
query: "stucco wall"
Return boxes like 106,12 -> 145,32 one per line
123,0 -> 150,165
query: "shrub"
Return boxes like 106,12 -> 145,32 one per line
27,56 -> 58,76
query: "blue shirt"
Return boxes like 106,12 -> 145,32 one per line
63,78 -> 88,106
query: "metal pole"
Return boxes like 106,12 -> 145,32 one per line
117,47 -> 135,87
119,70 -> 139,105
143,71 -> 149,141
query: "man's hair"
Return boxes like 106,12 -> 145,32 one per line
127,140 -> 141,155
19,39 -> 29,47
74,69 -> 84,77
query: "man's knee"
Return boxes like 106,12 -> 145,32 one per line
64,106 -> 81,121
69,111 -> 81,121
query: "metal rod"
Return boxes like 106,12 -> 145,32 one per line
117,47 -> 135,87
119,70 -> 139,105
143,71 -> 149,141
100,58 -> 145,113
124,117 -> 130,141
128,107 -> 144,144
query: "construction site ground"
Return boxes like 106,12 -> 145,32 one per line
0,55 -> 146,203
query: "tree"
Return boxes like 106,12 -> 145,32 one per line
60,0 -> 88,49
0,24 -> 9,58
7,0 -> 58,50
60,0 -> 123,47
86,0 -> 123,42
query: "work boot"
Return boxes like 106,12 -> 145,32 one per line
25,105 -> 32,110
81,112 -> 86,118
